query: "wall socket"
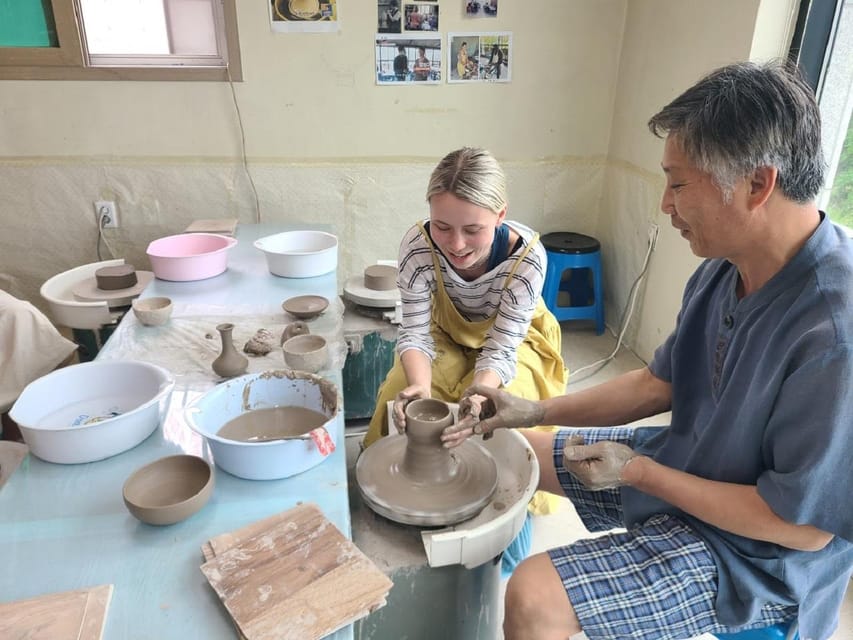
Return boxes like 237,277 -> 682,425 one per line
95,200 -> 118,228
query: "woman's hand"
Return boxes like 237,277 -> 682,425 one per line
391,385 -> 430,434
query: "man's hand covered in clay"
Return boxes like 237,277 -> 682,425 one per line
392,384 -> 430,434
563,440 -> 640,490
440,383 -> 545,448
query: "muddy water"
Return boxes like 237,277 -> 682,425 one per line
217,406 -> 327,442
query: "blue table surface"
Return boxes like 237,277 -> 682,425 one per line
0,224 -> 354,639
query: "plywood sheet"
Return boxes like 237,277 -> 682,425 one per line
0,584 -> 113,640
201,502 -> 392,640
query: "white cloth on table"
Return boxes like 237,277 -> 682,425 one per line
0,290 -> 77,412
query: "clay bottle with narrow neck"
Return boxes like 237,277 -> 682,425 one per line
212,323 -> 248,378
402,398 -> 457,484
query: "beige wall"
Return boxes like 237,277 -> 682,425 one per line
0,0 -> 799,364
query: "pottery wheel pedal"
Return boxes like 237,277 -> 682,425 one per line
356,398 -> 498,526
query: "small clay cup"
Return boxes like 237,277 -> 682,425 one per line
122,454 -> 213,526
282,334 -> 328,373
131,297 -> 173,326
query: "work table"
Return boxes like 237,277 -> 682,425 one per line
0,224 -> 353,639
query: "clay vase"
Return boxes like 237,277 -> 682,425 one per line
401,398 -> 457,484
212,323 -> 248,378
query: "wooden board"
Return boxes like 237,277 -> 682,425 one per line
0,584 -> 113,640
0,441 -> 28,491
200,502 -> 392,640
184,219 -> 238,236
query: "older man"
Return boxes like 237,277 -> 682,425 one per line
446,61 -> 853,640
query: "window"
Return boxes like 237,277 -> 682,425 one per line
0,0 -> 242,81
791,0 -> 853,227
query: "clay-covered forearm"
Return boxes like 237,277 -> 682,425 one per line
541,367 -> 671,427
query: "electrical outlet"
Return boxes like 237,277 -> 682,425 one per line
648,223 -> 659,250
95,200 -> 118,229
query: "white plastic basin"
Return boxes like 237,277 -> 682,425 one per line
184,370 -> 341,480
254,230 -> 338,278
9,361 -> 175,464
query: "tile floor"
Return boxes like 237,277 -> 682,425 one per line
346,324 -> 853,638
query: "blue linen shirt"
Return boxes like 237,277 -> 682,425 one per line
624,214 -> 853,640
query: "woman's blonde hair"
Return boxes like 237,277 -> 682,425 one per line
426,147 -> 507,214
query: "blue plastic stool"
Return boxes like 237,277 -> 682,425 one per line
715,621 -> 798,639
540,232 -> 605,335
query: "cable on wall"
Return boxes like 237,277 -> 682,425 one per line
568,227 -> 657,385
226,64 -> 262,224
95,204 -> 117,262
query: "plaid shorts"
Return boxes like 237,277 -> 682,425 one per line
547,428 -> 797,640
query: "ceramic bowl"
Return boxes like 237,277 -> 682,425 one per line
184,370 -> 340,480
282,334 -> 328,373
132,297 -> 173,326
8,361 -> 174,464
254,230 -> 338,278
282,294 -> 329,320
123,455 -> 214,525
146,233 -> 237,282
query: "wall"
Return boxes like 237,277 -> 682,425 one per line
598,0 -> 799,362
0,0 -> 800,366
0,1 -> 625,307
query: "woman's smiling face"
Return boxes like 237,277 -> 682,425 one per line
429,192 -> 504,274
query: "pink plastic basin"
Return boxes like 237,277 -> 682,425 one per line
146,233 -> 237,282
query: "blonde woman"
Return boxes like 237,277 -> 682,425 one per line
363,149 -> 568,572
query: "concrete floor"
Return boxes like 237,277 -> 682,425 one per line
346,323 -> 853,638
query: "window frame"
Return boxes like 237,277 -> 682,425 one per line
0,0 -> 242,81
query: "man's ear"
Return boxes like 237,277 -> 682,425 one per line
747,165 -> 777,210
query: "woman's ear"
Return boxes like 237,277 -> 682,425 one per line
496,206 -> 507,225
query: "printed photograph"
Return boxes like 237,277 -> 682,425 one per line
464,0 -> 498,18
270,0 -> 338,33
448,32 -> 511,83
376,35 -> 442,85
404,4 -> 439,31
378,0 -> 402,33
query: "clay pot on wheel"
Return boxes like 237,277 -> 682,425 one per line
402,399 -> 457,484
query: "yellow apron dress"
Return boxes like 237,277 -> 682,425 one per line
364,223 -> 568,514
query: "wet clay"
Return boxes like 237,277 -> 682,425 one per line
356,398 -> 498,526
217,406 -> 328,442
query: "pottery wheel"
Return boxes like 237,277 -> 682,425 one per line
343,275 -> 400,309
72,271 -> 154,307
356,435 -> 498,526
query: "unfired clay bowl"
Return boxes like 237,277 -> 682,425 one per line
132,297 -> 173,326
122,454 -> 213,526
282,334 -> 328,373
282,294 -> 329,320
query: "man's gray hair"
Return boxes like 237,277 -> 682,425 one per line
426,147 -> 508,214
648,60 -> 824,203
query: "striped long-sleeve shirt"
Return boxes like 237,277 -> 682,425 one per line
395,220 -> 546,385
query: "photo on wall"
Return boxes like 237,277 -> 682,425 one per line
404,4 -> 439,31
464,0 -> 498,18
376,35 -> 442,85
448,32 -> 511,83
270,0 -> 338,33
378,0 -> 402,33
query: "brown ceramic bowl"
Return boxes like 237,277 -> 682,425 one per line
132,296 -> 173,326
122,454 -> 214,526
282,294 -> 329,320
